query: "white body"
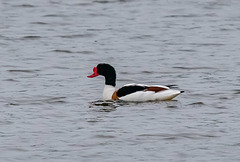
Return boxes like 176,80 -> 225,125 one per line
103,84 -> 181,101
119,89 -> 181,101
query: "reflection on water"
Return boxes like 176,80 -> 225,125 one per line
89,99 -> 181,110
1,0 -> 240,161
89,100 -> 119,112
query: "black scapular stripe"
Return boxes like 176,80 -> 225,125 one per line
117,85 -> 148,97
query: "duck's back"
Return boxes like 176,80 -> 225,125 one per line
116,83 -> 181,101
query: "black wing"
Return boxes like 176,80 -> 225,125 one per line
117,85 -> 148,98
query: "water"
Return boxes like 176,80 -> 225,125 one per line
1,0 -> 240,161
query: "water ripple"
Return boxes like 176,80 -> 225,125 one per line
7,69 -> 40,73
7,97 -> 67,106
59,34 -> 95,38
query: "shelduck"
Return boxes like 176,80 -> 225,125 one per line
88,63 -> 183,101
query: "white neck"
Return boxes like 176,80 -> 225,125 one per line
103,85 -> 116,100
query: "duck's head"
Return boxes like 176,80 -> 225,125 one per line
88,63 -> 116,86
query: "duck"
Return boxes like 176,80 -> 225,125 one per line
87,63 -> 183,101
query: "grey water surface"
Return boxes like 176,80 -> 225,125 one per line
1,0 -> 240,161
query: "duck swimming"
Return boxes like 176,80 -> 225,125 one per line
88,63 -> 183,101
